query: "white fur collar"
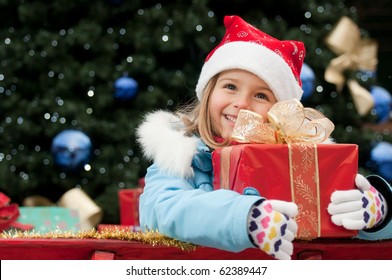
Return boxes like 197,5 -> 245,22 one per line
136,110 -> 199,178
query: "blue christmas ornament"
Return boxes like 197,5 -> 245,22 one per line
51,130 -> 92,172
300,63 -> 315,101
370,141 -> 392,182
114,76 -> 138,101
370,86 -> 392,123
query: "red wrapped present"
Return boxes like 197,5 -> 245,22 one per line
118,188 -> 143,226
212,143 -> 358,239
212,99 -> 358,240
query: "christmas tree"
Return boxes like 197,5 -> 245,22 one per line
1,0 -> 391,224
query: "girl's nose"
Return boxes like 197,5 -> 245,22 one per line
233,94 -> 251,110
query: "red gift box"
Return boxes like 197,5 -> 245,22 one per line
212,143 -> 358,240
118,188 -> 143,226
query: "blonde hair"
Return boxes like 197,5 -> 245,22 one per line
176,74 -> 230,150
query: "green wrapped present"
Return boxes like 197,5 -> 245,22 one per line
17,207 -> 81,233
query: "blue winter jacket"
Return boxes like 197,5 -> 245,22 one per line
137,111 -> 392,252
139,140 -> 261,252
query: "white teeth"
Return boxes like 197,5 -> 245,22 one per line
225,115 -> 237,122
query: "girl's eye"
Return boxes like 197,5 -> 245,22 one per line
224,83 -> 236,91
256,93 -> 269,100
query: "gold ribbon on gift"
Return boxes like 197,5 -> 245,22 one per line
230,99 -> 335,239
23,188 -> 103,231
288,143 -> 321,239
231,99 -> 334,144
324,16 -> 378,116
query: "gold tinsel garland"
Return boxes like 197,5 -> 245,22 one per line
0,227 -> 197,252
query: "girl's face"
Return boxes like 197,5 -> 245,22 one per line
209,69 -> 278,141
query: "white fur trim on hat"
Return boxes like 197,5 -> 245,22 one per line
195,41 -> 303,102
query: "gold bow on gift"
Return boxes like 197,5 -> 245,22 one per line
325,16 -> 378,116
231,99 -> 335,144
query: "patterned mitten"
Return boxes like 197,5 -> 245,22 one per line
247,199 -> 298,260
328,174 -> 388,230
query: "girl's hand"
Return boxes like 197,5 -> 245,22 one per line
328,174 -> 388,230
248,199 -> 298,260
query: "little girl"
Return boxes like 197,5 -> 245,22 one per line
137,15 -> 392,260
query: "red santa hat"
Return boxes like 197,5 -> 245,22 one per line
196,15 -> 306,102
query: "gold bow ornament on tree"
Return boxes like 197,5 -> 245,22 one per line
324,16 -> 378,116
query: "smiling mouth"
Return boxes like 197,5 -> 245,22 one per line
224,114 -> 237,123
